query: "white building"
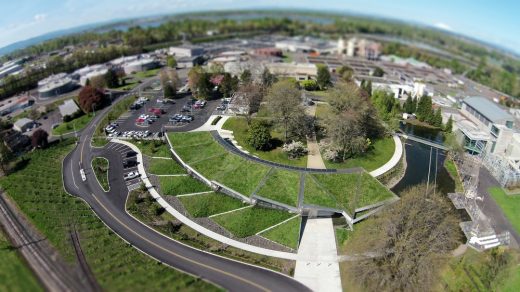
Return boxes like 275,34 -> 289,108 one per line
38,73 -> 76,98
122,57 -> 158,75
0,61 -> 23,79
275,37 -> 337,54
58,99 -> 81,118
13,118 -> 34,132
339,37 -> 382,60
169,45 -> 205,58
74,64 -> 110,86
265,63 -> 317,80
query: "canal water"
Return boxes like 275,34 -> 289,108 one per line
392,122 -> 455,195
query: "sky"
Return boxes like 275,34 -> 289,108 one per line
0,0 -> 519,53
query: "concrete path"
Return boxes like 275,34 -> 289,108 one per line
369,135 -> 403,178
306,105 -> 327,169
294,218 -> 342,292
190,114 -> 230,132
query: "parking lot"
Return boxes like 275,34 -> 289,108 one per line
105,142 -> 142,191
106,94 -> 221,136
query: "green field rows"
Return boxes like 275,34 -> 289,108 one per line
0,140 -> 216,291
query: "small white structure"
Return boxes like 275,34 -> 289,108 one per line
123,57 -> 158,75
13,118 -> 34,132
265,63 -> 317,80
169,45 -> 204,58
58,99 -> 80,118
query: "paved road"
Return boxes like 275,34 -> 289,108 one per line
62,84 -> 309,291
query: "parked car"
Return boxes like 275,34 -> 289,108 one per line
181,105 -> 191,112
181,115 -> 194,122
126,151 -> 137,157
124,171 -> 140,180
123,160 -> 138,168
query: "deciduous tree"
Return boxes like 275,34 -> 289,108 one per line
31,129 -> 49,149
265,80 -> 304,142
316,64 -> 331,89
246,120 -> 272,150
78,85 -> 107,113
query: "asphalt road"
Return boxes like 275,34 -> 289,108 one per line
62,82 -> 309,291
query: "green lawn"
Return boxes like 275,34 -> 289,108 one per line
148,158 -> 185,175
309,172 -> 395,211
158,176 -> 211,196
489,187 -> 520,234
170,132 -> 270,196
178,192 -> 247,217
444,158 -> 464,193
92,157 -> 110,191
52,113 -> 94,135
133,140 -> 171,157
260,216 -> 301,250
323,136 -> 396,172
222,117 -> 307,167
133,68 -> 161,79
256,169 -> 301,207
0,231 -> 42,292
303,174 -> 339,208
212,206 -> 294,238
0,140 -> 216,291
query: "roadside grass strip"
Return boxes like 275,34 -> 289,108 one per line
258,215 -> 301,250
309,172 -> 394,211
158,176 -> 211,196
92,157 -> 110,192
0,140 -> 215,291
212,206 -> 294,238
148,158 -> 185,175
303,174 -> 340,208
489,187 -> 520,234
255,169 -> 300,207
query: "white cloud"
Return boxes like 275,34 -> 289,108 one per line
33,14 -> 47,22
434,22 -> 452,31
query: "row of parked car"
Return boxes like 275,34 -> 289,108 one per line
129,97 -> 150,110
122,151 -> 139,180
169,114 -> 194,123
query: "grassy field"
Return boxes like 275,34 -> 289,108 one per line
178,192 -> 247,217
0,140 -> 216,291
133,68 -> 161,79
315,102 -> 331,120
260,216 -> 301,250
127,190 -> 295,274
323,136 -> 396,172
222,117 -> 307,167
255,169 -> 300,207
303,174 -> 339,208
489,187 -> 520,234
52,114 -> 94,136
92,157 -> 110,191
212,206 -> 294,238
133,140 -> 171,157
170,132 -> 271,196
309,172 -> 395,211
158,176 -> 211,196
444,158 -> 464,193
0,230 -> 42,292
147,158 -> 185,175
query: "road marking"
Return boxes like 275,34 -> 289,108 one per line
90,194 -> 269,292
70,161 -> 79,189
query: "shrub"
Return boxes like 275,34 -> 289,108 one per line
300,80 -> 318,91
246,120 -> 271,150
63,115 -> 72,122
282,141 -> 308,159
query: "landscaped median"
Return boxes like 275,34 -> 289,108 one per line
92,157 -> 110,192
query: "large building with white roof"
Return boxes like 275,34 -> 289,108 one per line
37,73 -> 77,98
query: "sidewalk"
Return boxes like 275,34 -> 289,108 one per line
190,114 -> 230,132
306,104 -> 327,169
294,218 -> 342,292
369,135 -> 403,177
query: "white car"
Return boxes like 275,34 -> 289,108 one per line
124,171 -> 140,181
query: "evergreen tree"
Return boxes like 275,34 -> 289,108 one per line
316,64 -> 331,89
416,95 -> 433,122
412,96 -> 418,113
445,115 -> 453,133
240,69 -> 252,84
403,96 -> 414,113
103,69 -> 119,88
166,56 -> 177,68
433,108 -> 443,128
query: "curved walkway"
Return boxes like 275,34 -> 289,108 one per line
113,139 -> 327,261
369,135 -> 404,178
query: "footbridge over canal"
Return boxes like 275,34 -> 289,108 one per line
397,133 -> 449,151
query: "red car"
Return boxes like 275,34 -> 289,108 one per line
148,108 -> 164,115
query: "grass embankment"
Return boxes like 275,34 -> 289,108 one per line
52,114 -> 94,136
489,187 -> 520,234
148,158 -> 185,175
127,190 -> 295,274
134,140 -> 171,157
0,230 -> 42,292
158,176 -> 210,196
179,192 -> 247,217
444,158 -> 464,193
323,137 -> 396,171
260,216 -> 301,250
222,117 -> 307,167
256,169 -> 300,206
169,132 -> 271,196
92,157 -> 110,191
306,172 -> 395,212
212,206 -> 294,238
0,140 -> 216,291
92,95 -> 137,147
